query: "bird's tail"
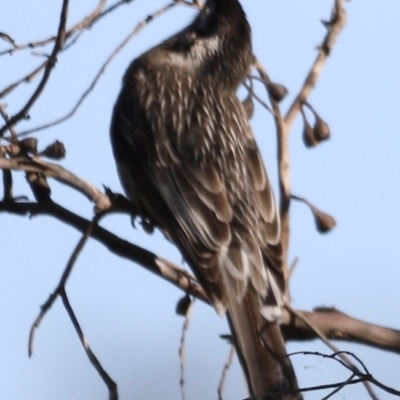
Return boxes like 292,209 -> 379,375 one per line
226,289 -> 302,399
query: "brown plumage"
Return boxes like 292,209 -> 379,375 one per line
111,0 -> 301,397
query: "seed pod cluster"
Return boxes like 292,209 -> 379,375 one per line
301,103 -> 331,147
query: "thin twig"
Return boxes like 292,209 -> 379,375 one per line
288,257 -> 299,280
179,300 -> 194,400
245,377 -> 371,400
0,198 -> 209,303
321,373 -> 357,400
28,214 -> 100,356
97,0 -> 136,21
254,60 -> 291,288
0,0 -> 70,136
67,0 -> 107,34
287,351 -> 400,398
61,288 -> 118,400
2,199 -> 400,396
0,61 -> 48,100
284,0 -> 347,130
17,1 -> 178,137
285,304 -> 379,400
0,0 -> 107,57
1,168 -> 12,202
0,0 -> 115,99
254,0 -> 347,294
0,104 -> 15,200
243,81 -> 273,114
3,196 -> 400,356
0,156 -> 111,211
0,103 -> 18,141
217,345 -> 235,400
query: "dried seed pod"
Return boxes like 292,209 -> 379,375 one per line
267,82 -> 288,103
310,205 -> 336,233
42,140 -> 66,159
176,294 -> 192,317
303,119 -> 318,148
292,194 -> 336,234
20,137 -> 38,154
242,93 -> 254,119
314,116 -> 331,142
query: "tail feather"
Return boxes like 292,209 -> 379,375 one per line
227,289 -> 301,398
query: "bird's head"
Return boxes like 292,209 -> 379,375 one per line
190,0 -> 252,88
161,0 -> 253,91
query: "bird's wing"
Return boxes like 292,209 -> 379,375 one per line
111,64 -> 283,313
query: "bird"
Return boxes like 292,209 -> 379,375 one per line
110,0 -> 301,397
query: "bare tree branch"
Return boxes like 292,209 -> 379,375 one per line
282,307 -> 400,354
16,1 -> 178,137
0,0 -> 70,136
0,61 -> 49,100
0,1 -> 133,99
28,214 -> 100,356
0,105 -> 15,201
284,351 -> 400,399
61,288 -> 118,400
0,0 -> 110,57
218,345 -> 236,400
0,156 -> 111,211
178,300 -> 194,400
2,0 -> 399,398
1,141 -> 399,360
0,198 -> 209,304
284,0 -> 347,130
253,0 -> 347,296
2,195 -> 399,359
285,304 -> 379,399
254,60 -> 292,290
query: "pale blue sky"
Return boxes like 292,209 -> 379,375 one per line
1,1 -> 400,399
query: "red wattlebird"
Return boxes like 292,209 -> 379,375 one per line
111,0 -> 301,397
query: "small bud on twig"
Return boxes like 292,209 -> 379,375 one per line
291,194 -> 336,234
311,206 -> 337,233
303,119 -> 318,148
42,140 -> 66,159
267,82 -> 288,103
176,294 -> 192,317
302,102 -> 331,145
20,137 -> 38,155
314,116 -> 331,142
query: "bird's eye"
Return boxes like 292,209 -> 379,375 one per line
196,4 -> 215,33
